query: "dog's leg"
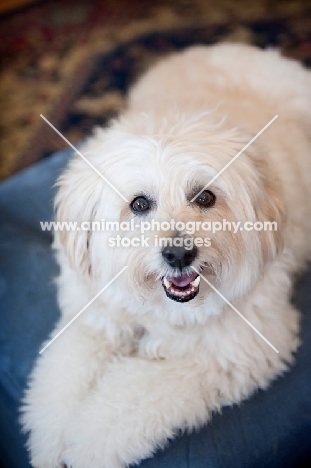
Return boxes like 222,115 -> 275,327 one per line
61,356 -> 218,468
21,320 -> 114,468
60,300 -> 300,468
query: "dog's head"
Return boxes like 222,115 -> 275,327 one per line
55,112 -> 285,324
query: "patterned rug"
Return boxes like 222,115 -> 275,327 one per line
1,0 -> 311,180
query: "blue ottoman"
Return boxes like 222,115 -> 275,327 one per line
0,149 -> 310,468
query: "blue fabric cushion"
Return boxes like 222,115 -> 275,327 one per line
0,149 -> 310,468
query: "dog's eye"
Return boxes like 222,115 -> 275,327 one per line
131,196 -> 150,213
196,190 -> 216,208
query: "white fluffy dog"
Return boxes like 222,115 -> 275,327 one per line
21,43 -> 311,468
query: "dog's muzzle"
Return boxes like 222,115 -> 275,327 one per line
161,245 -> 200,302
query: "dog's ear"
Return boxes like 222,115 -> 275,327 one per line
54,165 -> 100,277
255,172 -> 286,263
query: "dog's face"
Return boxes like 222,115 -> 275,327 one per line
56,113 -> 284,324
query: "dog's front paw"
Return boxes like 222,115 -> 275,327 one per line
28,452 -> 64,468
60,358 -> 209,468
62,411 -> 156,468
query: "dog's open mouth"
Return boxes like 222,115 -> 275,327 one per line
161,271 -> 200,302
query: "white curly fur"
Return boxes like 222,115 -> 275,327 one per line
21,43 -> 311,468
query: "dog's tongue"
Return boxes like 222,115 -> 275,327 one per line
166,271 -> 197,287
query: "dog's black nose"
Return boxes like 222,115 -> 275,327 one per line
162,245 -> 197,269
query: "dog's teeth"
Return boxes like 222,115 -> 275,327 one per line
163,277 -> 172,288
190,276 -> 200,287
